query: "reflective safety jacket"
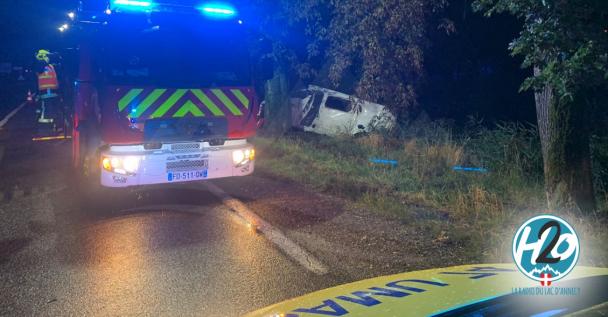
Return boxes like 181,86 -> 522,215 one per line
38,64 -> 59,91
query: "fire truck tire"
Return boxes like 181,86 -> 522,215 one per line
73,121 -> 112,208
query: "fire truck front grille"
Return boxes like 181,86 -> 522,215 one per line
166,160 -> 208,171
171,143 -> 200,151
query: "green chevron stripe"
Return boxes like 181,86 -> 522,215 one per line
132,89 -> 166,118
230,89 -> 250,109
150,89 -> 187,118
118,89 -> 144,111
191,89 -> 225,116
211,89 -> 243,116
173,101 -> 204,117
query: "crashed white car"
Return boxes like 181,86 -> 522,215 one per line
291,85 -> 396,136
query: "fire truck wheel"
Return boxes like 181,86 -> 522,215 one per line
72,121 -> 111,208
76,158 -> 121,213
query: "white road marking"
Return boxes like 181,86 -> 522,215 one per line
204,182 -> 330,275
0,102 -> 27,129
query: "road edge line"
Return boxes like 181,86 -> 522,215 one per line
204,182 -> 330,275
0,102 -> 28,129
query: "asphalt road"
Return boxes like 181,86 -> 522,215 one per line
0,102 -> 435,316
0,104 -> 340,316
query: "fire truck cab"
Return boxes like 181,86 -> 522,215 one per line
72,1 -> 260,188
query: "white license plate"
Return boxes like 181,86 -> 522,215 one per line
167,170 -> 208,182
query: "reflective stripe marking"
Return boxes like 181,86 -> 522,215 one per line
117,88 -> 249,118
204,182 -> 329,275
151,89 -> 187,118
191,89 -> 225,116
132,89 -> 166,118
231,89 -> 250,109
118,89 -> 144,111
173,101 -> 204,117
211,89 -> 242,116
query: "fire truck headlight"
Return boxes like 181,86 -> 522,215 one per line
110,157 -> 121,169
233,149 -> 255,166
101,156 -> 140,174
123,156 -> 141,174
232,150 -> 245,165
102,157 -> 112,171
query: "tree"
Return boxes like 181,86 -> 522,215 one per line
326,0 -> 448,119
473,0 -> 608,212
251,0 -> 448,131
247,0 -> 331,133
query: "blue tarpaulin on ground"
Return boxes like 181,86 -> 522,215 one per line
452,166 -> 488,173
369,158 -> 398,167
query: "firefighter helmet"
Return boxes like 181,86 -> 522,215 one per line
36,49 -> 51,63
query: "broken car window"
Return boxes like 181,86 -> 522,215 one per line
325,96 -> 352,112
300,92 -> 324,127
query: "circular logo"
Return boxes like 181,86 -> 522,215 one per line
512,214 -> 579,283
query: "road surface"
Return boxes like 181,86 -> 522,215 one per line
0,102 -> 432,316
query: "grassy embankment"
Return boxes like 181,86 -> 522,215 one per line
253,119 -> 608,266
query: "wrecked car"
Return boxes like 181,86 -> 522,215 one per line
291,85 -> 396,136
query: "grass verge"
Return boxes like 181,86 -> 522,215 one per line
252,121 -> 608,266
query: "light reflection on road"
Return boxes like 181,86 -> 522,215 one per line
84,216 -> 153,307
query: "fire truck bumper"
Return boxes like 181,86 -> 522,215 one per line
99,141 -> 254,188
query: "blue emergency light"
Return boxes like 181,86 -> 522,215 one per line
108,0 -> 237,18
111,0 -> 154,10
198,3 -> 237,18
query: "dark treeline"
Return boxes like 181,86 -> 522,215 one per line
420,0 -> 535,124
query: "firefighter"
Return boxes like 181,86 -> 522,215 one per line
34,49 -> 64,131
35,49 -> 60,97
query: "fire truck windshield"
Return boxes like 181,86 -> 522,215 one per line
98,22 -> 251,87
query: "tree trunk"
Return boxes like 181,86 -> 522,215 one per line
534,68 -> 596,213
263,67 -> 291,134
534,67 -> 551,167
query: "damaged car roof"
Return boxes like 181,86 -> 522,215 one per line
291,85 -> 396,136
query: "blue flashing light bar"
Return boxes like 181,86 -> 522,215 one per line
198,3 -> 237,18
202,7 -> 235,15
112,0 -> 153,8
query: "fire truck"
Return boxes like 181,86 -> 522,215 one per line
71,1 -> 262,188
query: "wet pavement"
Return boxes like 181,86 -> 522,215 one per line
0,105 -> 338,316
0,102 -> 431,316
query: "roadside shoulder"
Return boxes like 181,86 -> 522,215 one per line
212,175 -> 465,281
